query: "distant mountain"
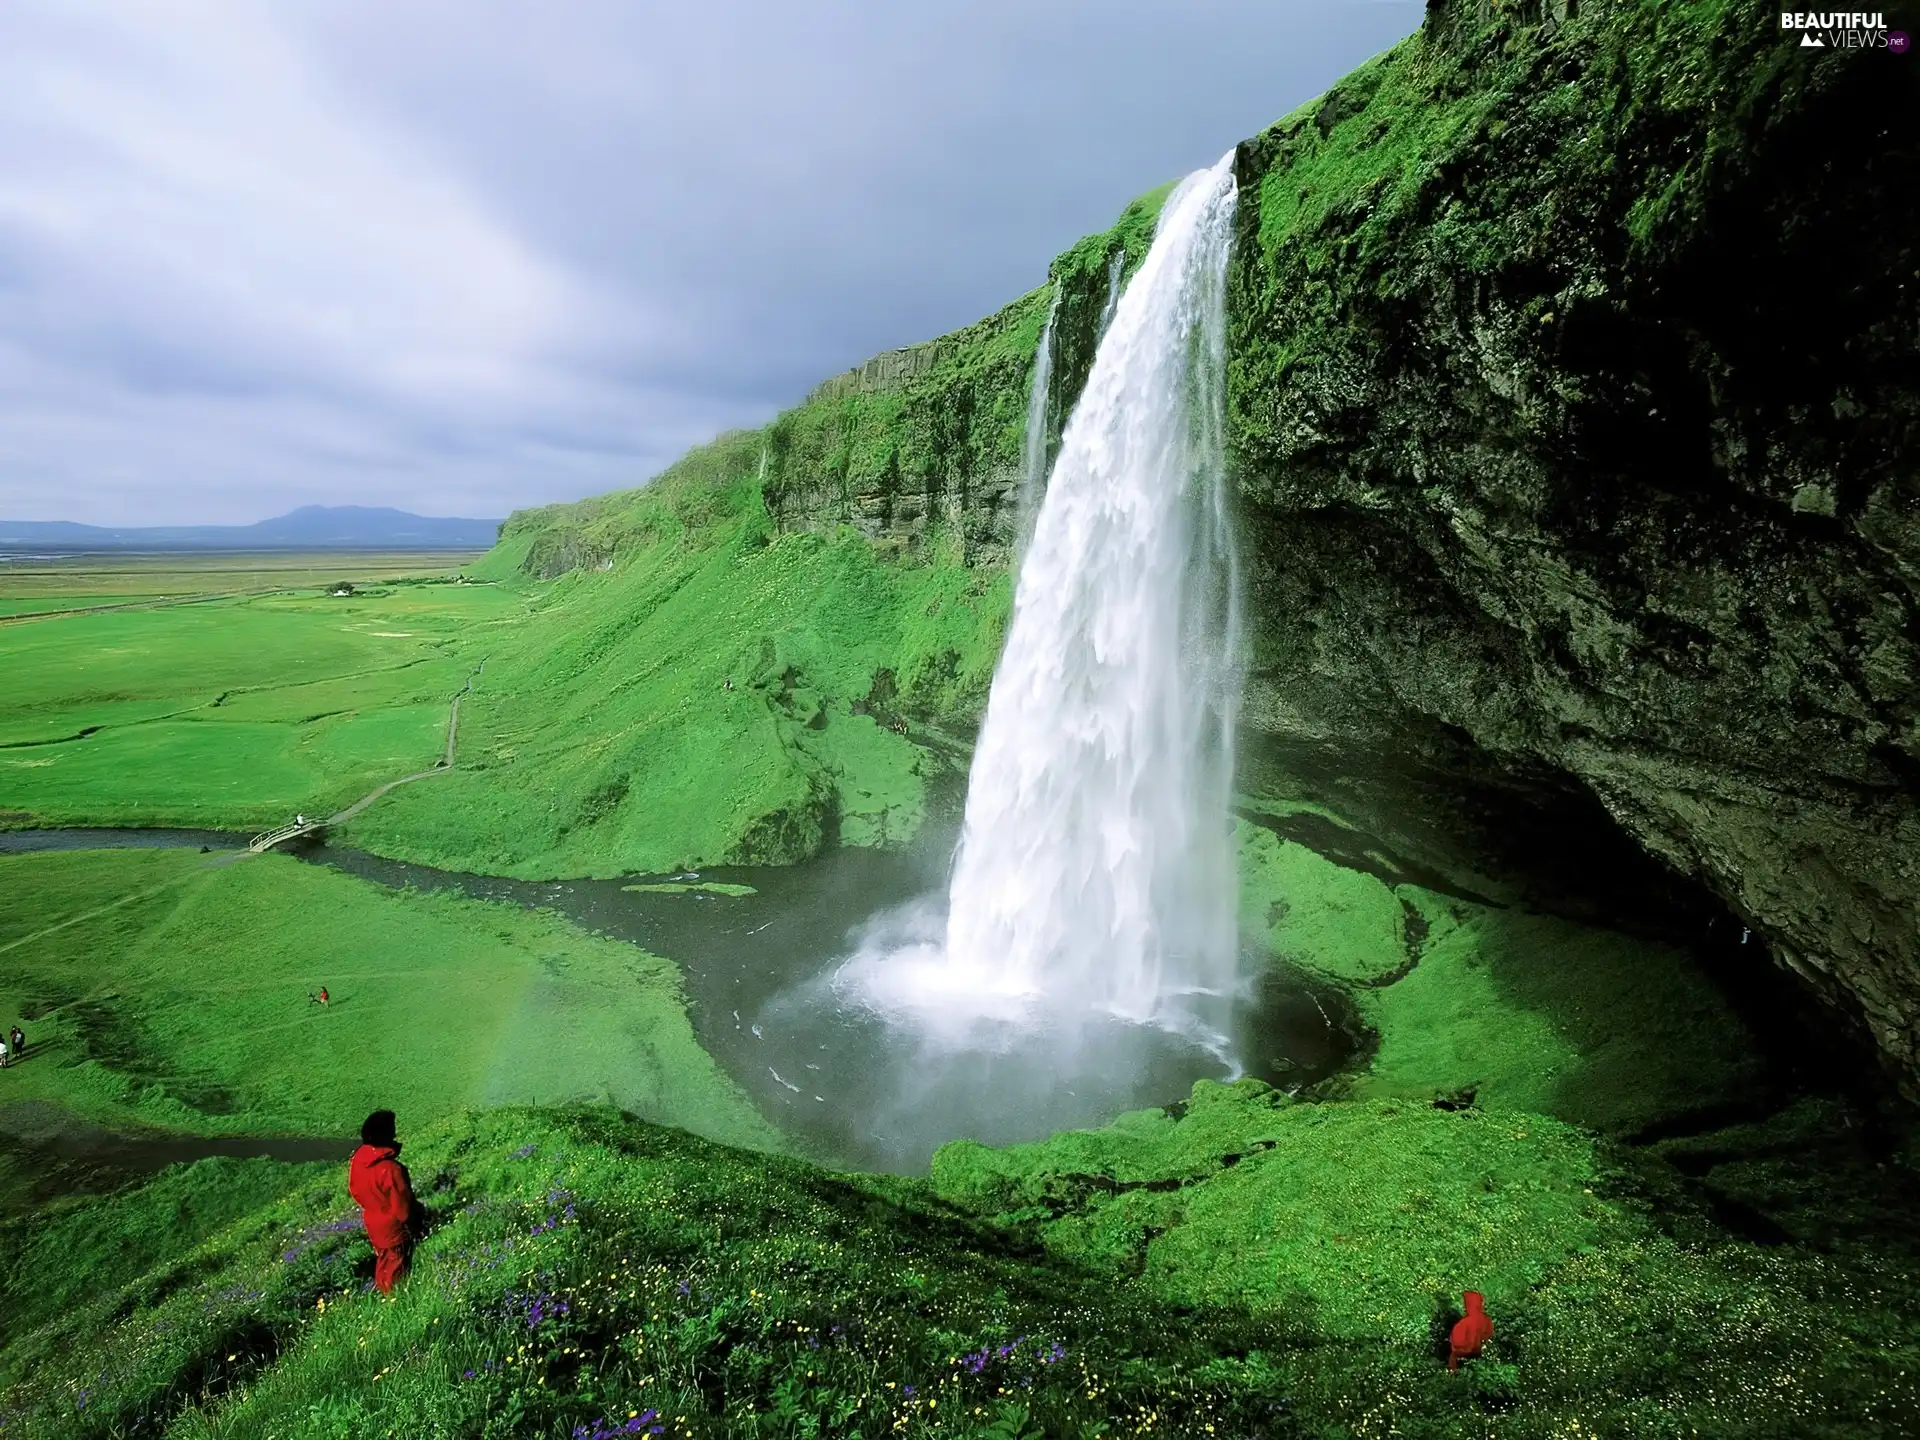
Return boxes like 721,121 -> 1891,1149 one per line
0,505 -> 502,551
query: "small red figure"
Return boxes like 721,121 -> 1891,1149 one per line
1449,1290 -> 1494,1370
310,987 -> 329,1006
348,1109 -> 420,1293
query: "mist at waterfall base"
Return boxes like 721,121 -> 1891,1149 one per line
759,153 -> 1258,1168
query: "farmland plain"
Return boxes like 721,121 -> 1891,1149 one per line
0,556 -> 518,830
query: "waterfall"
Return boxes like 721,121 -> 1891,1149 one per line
1098,248 -> 1125,339
844,151 -> 1243,1044
1015,287 -> 1061,552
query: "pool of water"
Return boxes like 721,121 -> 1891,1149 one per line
1,822 -> 1358,1172
0,1099 -> 345,1213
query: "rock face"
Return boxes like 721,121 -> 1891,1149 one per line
762,189 -> 1170,565
1226,0 -> 1920,1089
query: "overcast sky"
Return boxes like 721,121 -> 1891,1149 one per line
0,1 -> 1419,526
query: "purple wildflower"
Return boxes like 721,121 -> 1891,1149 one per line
573,1409 -> 662,1439
501,1287 -> 572,1330
279,1212 -> 363,1264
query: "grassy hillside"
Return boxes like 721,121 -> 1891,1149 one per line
345,443 -> 1009,878
0,849 -> 774,1153
0,1097 -> 1913,1437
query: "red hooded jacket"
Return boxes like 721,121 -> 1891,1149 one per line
1449,1291 -> 1493,1369
348,1143 -> 417,1251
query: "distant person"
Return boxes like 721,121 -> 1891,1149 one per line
1449,1290 -> 1494,1370
0,1036 -> 9,1069
309,987 -> 329,1006
8,1026 -> 21,1060
348,1109 -> 420,1294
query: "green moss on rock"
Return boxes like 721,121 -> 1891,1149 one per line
1226,0 -> 1920,1089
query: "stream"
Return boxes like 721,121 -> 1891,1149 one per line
0,1099 -> 345,1213
1,823 -> 1357,1173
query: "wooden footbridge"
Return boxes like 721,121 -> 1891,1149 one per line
248,660 -> 482,854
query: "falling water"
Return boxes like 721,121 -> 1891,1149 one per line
1098,248 -> 1125,338
1015,287 -> 1061,552
844,150 -> 1243,1050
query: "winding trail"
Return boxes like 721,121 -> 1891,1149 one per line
0,877 -> 194,959
248,659 -> 484,852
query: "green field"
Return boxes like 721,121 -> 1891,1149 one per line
1236,821 -> 1768,1136
0,594 -> 166,617
0,849 -> 775,1153
0,574 -> 523,829
0,550 -> 487,604
0,516 -> 1000,874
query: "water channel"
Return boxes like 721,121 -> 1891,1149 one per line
1,822 -> 1357,1174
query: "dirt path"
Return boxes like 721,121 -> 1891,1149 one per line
251,658 -> 485,850
0,876 -> 194,958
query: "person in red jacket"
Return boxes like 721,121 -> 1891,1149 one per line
348,1109 -> 419,1294
1449,1290 -> 1494,1370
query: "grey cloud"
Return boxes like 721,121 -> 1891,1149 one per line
0,0 -> 1418,525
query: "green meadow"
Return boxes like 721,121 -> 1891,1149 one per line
1236,821 -> 1769,1137
0,848 -> 774,1153
0,577 -> 520,829
0,550 -> 488,604
1,493 -> 999,870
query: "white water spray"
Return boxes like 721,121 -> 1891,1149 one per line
844,151 -> 1243,1047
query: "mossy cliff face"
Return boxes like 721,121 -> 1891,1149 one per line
1224,0 -> 1920,1089
759,187 -> 1167,562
